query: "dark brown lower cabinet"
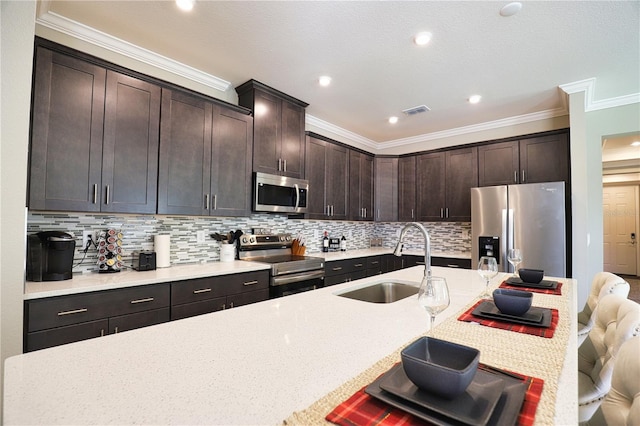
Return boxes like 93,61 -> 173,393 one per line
108,308 -> 170,334
26,319 -> 109,352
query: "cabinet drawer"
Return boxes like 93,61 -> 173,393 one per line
227,289 -> 269,308
366,256 -> 382,269
324,273 -> 350,286
224,271 -> 269,295
26,319 -> 109,352
26,284 -> 170,332
171,276 -> 228,305
431,257 -> 471,269
171,297 -> 226,321
108,307 -> 170,334
325,258 -> 368,277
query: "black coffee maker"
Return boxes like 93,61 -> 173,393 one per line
27,231 -> 76,281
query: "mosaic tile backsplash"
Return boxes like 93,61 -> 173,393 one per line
27,212 -> 471,274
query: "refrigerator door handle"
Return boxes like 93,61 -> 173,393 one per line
507,208 -> 515,271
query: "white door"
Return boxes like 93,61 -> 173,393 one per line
603,186 -> 638,275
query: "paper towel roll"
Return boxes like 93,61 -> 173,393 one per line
154,235 -> 171,268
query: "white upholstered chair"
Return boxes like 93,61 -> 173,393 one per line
578,295 -> 640,422
577,272 -> 630,346
583,336 -> 640,426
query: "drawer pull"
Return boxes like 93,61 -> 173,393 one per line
193,288 -> 212,294
332,267 -> 343,271
243,280 -> 259,286
57,308 -> 88,316
370,261 -> 379,265
416,261 -> 426,265
130,297 -> 154,304
354,263 -> 364,267
446,264 -> 460,268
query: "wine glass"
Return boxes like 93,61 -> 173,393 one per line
418,276 -> 450,333
507,249 -> 522,277
477,256 -> 498,299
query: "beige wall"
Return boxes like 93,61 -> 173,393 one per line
1,0 -> 36,413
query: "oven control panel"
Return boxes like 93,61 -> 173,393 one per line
238,233 -> 292,249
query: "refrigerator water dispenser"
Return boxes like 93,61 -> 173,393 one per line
478,236 -> 500,264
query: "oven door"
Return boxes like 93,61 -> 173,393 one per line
269,269 -> 324,299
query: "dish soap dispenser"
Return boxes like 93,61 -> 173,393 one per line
340,235 -> 347,251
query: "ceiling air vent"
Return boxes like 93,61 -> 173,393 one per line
402,105 -> 431,116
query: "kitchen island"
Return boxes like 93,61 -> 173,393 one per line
4,266 -> 576,425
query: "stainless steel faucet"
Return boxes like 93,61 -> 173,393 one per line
393,222 -> 431,279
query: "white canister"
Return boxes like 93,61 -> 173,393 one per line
220,243 -> 235,262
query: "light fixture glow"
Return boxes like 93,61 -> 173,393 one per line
413,32 -> 432,46
631,141 -> 640,147
176,0 -> 195,11
468,95 -> 482,104
500,2 -> 522,17
388,116 -> 399,124
318,76 -> 332,87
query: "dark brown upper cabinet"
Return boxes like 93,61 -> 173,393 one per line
158,89 -> 252,217
478,132 -> 569,186
398,156 -> 417,222
416,147 -> 478,222
236,80 -> 308,179
305,134 -> 348,220
374,157 -> 398,222
29,47 -> 161,214
349,150 -> 374,221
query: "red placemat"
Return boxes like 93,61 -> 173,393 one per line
326,364 -> 544,426
458,300 -> 558,338
499,280 -> 563,295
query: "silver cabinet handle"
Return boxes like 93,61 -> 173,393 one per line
522,169 -> 526,182
205,194 -> 209,210
370,261 -> 379,265
440,208 -> 444,218
514,170 -> 518,183
332,266 -> 343,271
283,160 -> 287,172
105,185 -> 110,205
278,158 -> 282,171
377,209 -> 380,219
93,184 -> 98,204
101,329 -> 105,337
354,263 -> 364,268
411,208 -> 414,219
446,264 -> 460,268
331,205 -> 334,216
212,194 -> 217,210
445,207 -> 449,218
193,288 -> 212,294
130,297 -> 154,304
243,280 -> 258,286
229,302 -> 234,308
114,326 -> 119,333
57,308 -> 88,316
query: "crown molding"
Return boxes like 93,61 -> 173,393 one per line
305,115 -> 379,150
560,77 -> 640,112
35,8 -> 232,92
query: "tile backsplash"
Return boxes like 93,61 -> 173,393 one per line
27,212 -> 471,274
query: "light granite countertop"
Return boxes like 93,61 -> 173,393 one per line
5,267 -> 577,425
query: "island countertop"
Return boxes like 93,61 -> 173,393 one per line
4,266 -> 576,425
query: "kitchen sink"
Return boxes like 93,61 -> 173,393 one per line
335,280 -> 419,303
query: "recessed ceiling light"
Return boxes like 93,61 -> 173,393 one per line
631,141 -> 640,147
388,116 -> 399,124
413,32 -> 432,46
176,0 -> 195,12
500,2 -> 522,17
468,95 -> 482,104
318,76 -> 332,87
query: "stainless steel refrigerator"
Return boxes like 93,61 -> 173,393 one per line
471,182 -> 567,277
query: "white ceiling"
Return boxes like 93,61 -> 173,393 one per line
41,1 -> 639,147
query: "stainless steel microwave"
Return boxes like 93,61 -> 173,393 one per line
254,172 -> 309,214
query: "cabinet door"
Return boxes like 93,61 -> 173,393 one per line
519,133 -> 569,184
26,319 -> 108,352
375,157 -> 398,222
281,101 -> 305,178
305,136 -> 329,219
210,106 -> 253,216
398,156 -> 417,221
416,152 -> 445,221
158,88 -> 212,215
326,143 -> 349,220
171,297 -> 227,321
445,147 -> 477,221
29,47 -> 105,212
252,90 -> 281,175
102,71 -> 160,214
361,155 -> 375,221
478,140 -> 519,186
227,289 -> 270,308
108,307 -> 170,334
348,151 -> 363,220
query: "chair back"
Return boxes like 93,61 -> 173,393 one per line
578,272 -> 630,344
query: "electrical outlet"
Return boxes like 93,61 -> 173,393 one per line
196,230 -> 205,244
82,230 -> 93,250
348,230 -> 353,239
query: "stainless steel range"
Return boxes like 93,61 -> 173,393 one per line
237,233 -> 325,298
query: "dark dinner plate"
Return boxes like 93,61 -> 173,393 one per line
505,277 -> 558,289
365,364 -> 527,426
473,301 -> 552,327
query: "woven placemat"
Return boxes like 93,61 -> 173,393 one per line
283,281 -> 572,426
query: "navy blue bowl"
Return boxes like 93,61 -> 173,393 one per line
493,288 -> 533,316
518,268 -> 544,284
401,337 -> 480,399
